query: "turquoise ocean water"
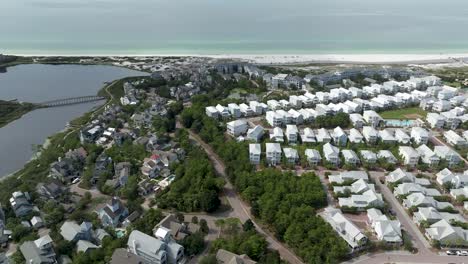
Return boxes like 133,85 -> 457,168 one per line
2,0 -> 468,55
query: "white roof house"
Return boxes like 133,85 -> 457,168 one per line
269,127 -> 284,142
349,113 -> 365,128
316,128 -> 332,143
246,125 -> 264,142
433,146 -> 461,168
304,149 -> 321,165
205,106 -> 219,118
288,109 -> 303,124
360,150 -> 377,164
334,179 -> 374,195
394,129 -> 411,144
379,129 -> 397,144
394,183 -> 441,197
363,110 -> 383,127
332,126 -> 348,146
426,112 -> 445,129
450,186 -> 468,199
386,168 -> 415,183
413,207 -> 466,225
216,104 -> 230,118
398,146 -> 420,167
349,128 -> 364,143
342,149 -> 360,165
266,111 -> 284,127
300,128 -> 316,143
444,130 -> 467,147
323,143 -> 340,166
362,126 -> 378,144
267,100 -> 281,111
321,208 -> 367,252
425,219 -> 468,246
249,101 -> 263,115
377,150 -> 397,164
283,147 -> 299,164
249,144 -> 261,165
285,125 -> 299,143
416,144 -> 440,166
265,143 -> 282,166
227,103 -> 241,118
226,120 -> 248,137
366,209 -> 402,243
410,127 -> 429,145
436,168 -> 468,189
338,189 -> 384,209
329,171 -> 369,184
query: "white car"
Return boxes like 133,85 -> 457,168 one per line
456,250 -> 468,256
72,178 -> 81,184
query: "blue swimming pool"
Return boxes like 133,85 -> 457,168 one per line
385,119 -> 416,127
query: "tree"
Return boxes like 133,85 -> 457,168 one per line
175,212 -> 185,223
199,254 -> 217,264
191,216 -> 199,224
243,219 -> 255,232
199,219 -> 209,234
181,232 -> 205,256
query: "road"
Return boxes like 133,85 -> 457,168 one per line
185,128 -> 304,264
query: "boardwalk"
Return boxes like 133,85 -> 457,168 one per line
39,95 -> 106,107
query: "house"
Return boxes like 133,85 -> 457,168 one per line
305,149 -> 321,166
342,150 -> 360,165
377,150 -> 397,164
321,208 -> 367,252
283,148 -> 299,164
285,125 -> 298,143
436,168 -> 468,189
153,214 -> 200,242
332,127 -> 348,146
434,146 -> 461,167
379,129 -> 397,144
249,101 -> 264,115
403,193 -> 436,209
360,150 -> 377,164
127,230 -> 184,264
416,145 -> 440,166
394,129 -> 411,144
111,248 -> 145,264
334,179 -> 374,195
348,128 -> 364,144
426,113 -> 445,129
141,155 -> 163,178
338,189 -> 384,210
49,157 -> 82,184
316,128 -> 332,143
215,104 -> 230,118
37,180 -> 66,199
227,103 -> 241,118
239,103 -> 254,116
266,100 -> 281,111
226,120 -> 248,137
77,240 -> 99,253
398,146 -> 420,167
432,100 -> 452,112
246,125 -> 264,142
269,127 -> 284,142
60,221 -> 93,242
300,128 -> 316,143
413,207 -> 466,226
441,111 -> 461,129
328,171 -> 369,185
425,219 -> 468,246
9,191 -> 33,217
393,183 -> 441,197
362,126 -> 378,144
288,109 -> 303,124
410,127 -> 429,145
98,197 -> 129,228
386,168 -> 415,183
216,249 -> 257,264
205,106 -> 219,118
363,110 -> 382,127
266,111 -> 283,127
366,209 -> 402,244
450,186 -> 468,199
31,216 -> 44,229
249,144 -> 261,165
20,235 -> 56,264
265,143 -> 282,166
323,143 -> 340,166
444,130 -> 467,147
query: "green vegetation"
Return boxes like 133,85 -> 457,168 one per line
180,93 -> 349,263
379,107 -> 427,120
157,130 -> 224,212
0,100 -> 37,128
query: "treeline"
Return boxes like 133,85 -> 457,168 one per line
180,102 -> 349,263
156,130 -> 224,212
0,100 -> 36,128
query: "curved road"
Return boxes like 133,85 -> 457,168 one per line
185,128 -> 304,264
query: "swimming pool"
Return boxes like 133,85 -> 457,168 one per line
384,119 -> 416,127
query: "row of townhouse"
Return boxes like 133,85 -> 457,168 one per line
426,108 -> 468,130
206,101 -> 269,119
397,144 -> 458,167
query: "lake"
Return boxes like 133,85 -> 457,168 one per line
2,0 -> 468,55
0,64 -> 146,177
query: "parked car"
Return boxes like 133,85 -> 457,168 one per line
456,250 -> 468,256
446,250 -> 457,255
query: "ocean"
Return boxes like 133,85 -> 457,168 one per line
2,0 -> 468,55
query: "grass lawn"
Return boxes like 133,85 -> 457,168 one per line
379,107 -> 427,120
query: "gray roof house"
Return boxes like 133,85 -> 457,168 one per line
360,150 -> 377,164
425,219 -> 468,246
377,150 -> 397,164
128,229 -> 184,264
342,149 -> 360,165
323,143 -> 340,166
98,197 -> 129,228
9,191 -> 34,217
60,221 -> 93,242
19,235 -> 56,264
110,248 -> 145,264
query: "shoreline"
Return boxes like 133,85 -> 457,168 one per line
7,53 -> 468,65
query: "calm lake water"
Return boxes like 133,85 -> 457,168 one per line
0,64 -> 146,177
2,0 -> 468,55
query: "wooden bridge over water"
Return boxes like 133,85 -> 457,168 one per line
38,95 -> 106,108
